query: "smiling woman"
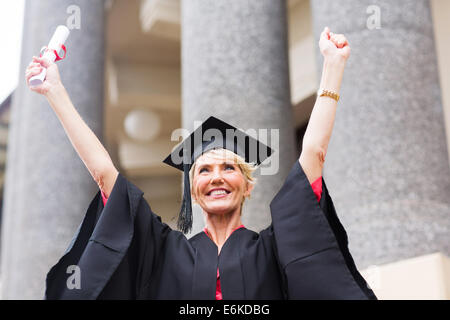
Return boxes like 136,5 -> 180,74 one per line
190,148 -> 255,208
188,148 -> 257,299
36,27 -> 377,300
190,149 -> 255,250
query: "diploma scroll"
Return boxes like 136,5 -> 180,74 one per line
29,25 -> 70,87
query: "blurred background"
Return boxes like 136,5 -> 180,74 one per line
0,0 -> 449,299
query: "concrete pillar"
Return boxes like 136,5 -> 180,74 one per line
311,0 -> 450,268
181,0 -> 297,234
1,0 -> 106,299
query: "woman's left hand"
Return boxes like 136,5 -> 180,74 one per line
319,27 -> 351,62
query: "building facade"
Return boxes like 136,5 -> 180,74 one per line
1,0 -> 449,299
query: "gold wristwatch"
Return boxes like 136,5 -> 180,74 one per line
317,88 -> 340,102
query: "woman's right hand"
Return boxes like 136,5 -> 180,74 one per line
25,56 -> 62,95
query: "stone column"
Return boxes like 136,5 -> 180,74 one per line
181,0 -> 297,234
1,0 -> 106,299
311,0 -> 450,268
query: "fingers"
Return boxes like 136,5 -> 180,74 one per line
320,26 -> 330,41
25,60 -> 43,75
25,63 -> 40,74
32,56 -> 52,68
25,56 -> 52,86
341,45 -> 351,57
25,58 -> 44,84
26,61 -> 41,70
321,27 -> 349,48
329,32 -> 348,48
25,66 -> 43,83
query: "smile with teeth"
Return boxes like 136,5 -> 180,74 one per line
207,189 -> 231,197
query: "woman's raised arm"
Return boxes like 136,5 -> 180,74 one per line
26,56 -> 118,197
299,27 -> 350,184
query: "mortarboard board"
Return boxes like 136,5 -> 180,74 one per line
163,116 -> 273,234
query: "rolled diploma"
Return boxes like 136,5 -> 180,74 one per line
29,25 -> 70,87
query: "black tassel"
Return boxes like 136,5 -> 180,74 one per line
177,164 -> 193,234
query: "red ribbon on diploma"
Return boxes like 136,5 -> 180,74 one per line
39,44 -> 67,61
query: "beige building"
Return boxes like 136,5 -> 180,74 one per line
1,0 -> 449,299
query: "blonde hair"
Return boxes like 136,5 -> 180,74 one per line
189,148 -> 257,207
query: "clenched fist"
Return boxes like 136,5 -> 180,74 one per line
319,27 -> 350,62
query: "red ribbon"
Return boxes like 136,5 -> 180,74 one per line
39,44 -> 67,61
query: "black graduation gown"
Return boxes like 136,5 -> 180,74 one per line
45,161 -> 376,300
45,172 -> 285,299
270,160 -> 377,299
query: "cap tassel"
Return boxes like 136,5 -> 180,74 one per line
177,164 -> 193,234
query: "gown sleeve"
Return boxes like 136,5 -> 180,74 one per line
269,160 -> 377,300
45,172 -> 174,299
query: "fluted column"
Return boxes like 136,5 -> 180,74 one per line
1,0 -> 106,299
181,0 -> 297,234
311,0 -> 450,268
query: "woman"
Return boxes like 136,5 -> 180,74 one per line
26,27 -> 376,299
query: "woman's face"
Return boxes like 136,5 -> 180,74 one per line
192,152 -> 253,216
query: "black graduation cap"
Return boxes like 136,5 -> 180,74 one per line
163,116 -> 273,234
